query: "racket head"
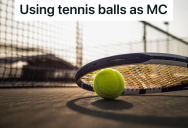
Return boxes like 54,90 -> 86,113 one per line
75,53 -> 188,94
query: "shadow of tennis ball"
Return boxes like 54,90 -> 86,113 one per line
91,99 -> 133,110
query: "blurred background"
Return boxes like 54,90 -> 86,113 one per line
0,0 -> 188,87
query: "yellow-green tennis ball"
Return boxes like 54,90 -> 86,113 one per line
93,68 -> 125,99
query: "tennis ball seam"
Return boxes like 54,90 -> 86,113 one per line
95,71 -> 121,96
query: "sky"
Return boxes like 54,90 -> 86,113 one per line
83,0 -> 188,46
149,0 -> 188,41
81,0 -> 188,63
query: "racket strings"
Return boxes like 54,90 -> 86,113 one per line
80,64 -> 188,89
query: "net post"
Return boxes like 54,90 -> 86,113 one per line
164,22 -> 169,53
76,21 -> 83,69
143,22 -> 147,52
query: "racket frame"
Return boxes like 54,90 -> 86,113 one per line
75,53 -> 188,95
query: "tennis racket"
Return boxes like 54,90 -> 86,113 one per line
75,53 -> 188,95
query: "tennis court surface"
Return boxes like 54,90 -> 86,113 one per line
0,88 -> 188,128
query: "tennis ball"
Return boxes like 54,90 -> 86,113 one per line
93,68 -> 125,99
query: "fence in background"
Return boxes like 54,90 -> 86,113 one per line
82,21 -> 188,65
0,0 -> 188,87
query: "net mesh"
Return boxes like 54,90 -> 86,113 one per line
0,0 -> 188,87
